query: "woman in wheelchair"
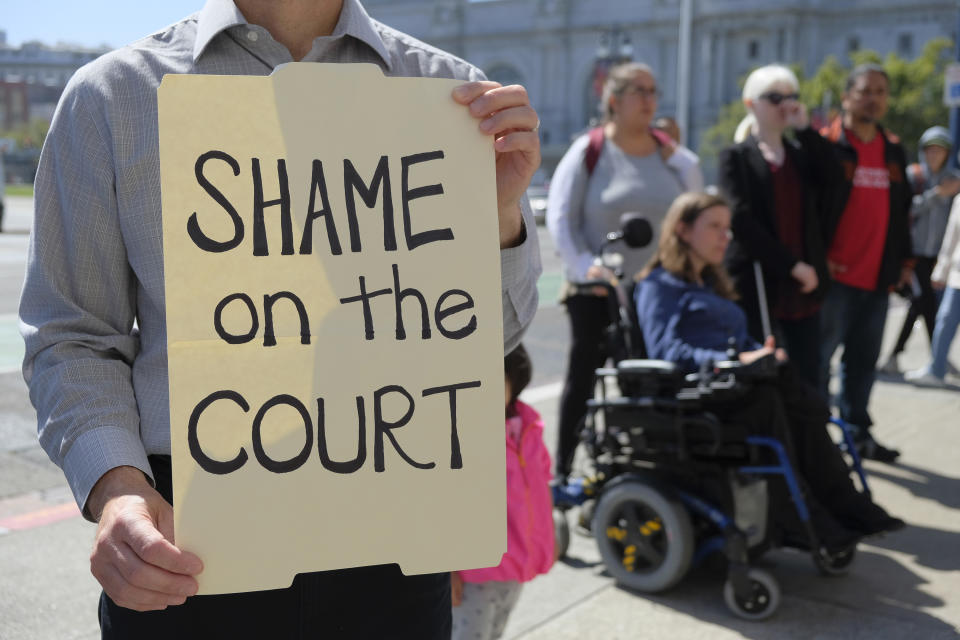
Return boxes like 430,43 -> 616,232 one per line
634,192 -> 904,552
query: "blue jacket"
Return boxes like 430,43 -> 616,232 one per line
635,267 -> 761,372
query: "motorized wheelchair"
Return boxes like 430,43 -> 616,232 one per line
551,215 -> 871,620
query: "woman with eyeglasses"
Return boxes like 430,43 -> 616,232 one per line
547,62 -> 704,479
635,192 -> 904,554
717,64 -> 841,387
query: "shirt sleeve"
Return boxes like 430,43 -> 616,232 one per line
459,63 -> 541,354
546,136 -> 596,282
667,145 -> 704,192
635,277 -> 727,372
19,78 -> 153,519
501,195 -> 542,355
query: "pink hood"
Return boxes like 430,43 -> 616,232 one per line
461,401 -> 555,583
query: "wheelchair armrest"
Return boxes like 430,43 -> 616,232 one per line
713,359 -> 742,371
720,354 -> 778,379
571,279 -> 618,298
617,359 -> 678,376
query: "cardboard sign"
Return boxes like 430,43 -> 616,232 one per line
159,63 -> 506,595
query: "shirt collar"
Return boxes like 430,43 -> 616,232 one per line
193,0 -> 392,69
193,0 -> 247,62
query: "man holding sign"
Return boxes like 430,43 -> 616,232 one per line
19,0 -> 541,637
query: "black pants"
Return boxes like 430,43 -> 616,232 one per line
556,294 -> 609,477
99,456 -> 451,640
892,255 -> 939,355
703,365 -> 863,541
776,313 -> 821,389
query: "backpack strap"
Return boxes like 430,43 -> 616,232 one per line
649,127 -> 675,149
584,126 -> 605,177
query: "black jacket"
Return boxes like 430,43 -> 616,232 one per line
819,119 -> 915,292
718,128 -> 838,340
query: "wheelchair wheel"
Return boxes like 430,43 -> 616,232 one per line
554,509 -> 571,559
723,568 -> 780,621
814,545 -> 856,576
591,481 -> 693,592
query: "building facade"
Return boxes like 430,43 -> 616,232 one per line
365,0 -> 958,169
0,33 -> 106,127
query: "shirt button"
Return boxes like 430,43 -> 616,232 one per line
246,30 -> 259,42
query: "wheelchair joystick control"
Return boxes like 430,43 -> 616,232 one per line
726,336 -> 738,361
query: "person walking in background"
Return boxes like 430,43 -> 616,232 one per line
718,64 -> 837,387
881,126 -> 960,374
818,64 -> 914,463
546,61 -> 703,479
905,195 -> 960,386
451,344 -> 554,640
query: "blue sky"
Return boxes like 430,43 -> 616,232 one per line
2,2 -> 203,49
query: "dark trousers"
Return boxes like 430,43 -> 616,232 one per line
705,366 -> 861,539
556,295 -> 609,477
776,313 -> 821,389
891,256 -> 939,355
99,456 -> 451,640
818,282 -> 889,432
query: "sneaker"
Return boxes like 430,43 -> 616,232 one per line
878,355 -> 900,375
575,499 -> 595,536
776,502 -> 863,556
904,368 -> 946,388
856,434 -> 900,463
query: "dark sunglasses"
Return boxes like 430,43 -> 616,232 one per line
759,91 -> 800,106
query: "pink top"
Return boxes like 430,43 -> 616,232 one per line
460,401 -> 555,583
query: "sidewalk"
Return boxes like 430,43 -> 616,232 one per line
0,205 -> 958,637
504,299 -> 960,639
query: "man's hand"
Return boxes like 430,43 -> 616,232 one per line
932,278 -> 947,290
450,571 -> 464,607
790,261 -> 819,293
785,102 -> 809,130
453,81 -> 541,249
934,177 -> 960,199
88,466 -> 203,611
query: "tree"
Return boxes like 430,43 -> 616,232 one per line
698,38 -> 954,178
0,117 -> 50,151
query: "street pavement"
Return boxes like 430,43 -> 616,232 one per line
1,195 -> 959,639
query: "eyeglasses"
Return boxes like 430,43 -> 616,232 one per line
621,85 -> 660,99
759,91 -> 799,105
850,87 -> 888,99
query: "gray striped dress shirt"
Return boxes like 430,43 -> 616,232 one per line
19,0 -> 541,516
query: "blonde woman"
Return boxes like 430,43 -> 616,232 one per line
718,64 -> 840,387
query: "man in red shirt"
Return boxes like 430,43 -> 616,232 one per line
819,64 -> 914,463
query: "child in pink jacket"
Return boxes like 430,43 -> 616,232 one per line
451,344 -> 555,640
